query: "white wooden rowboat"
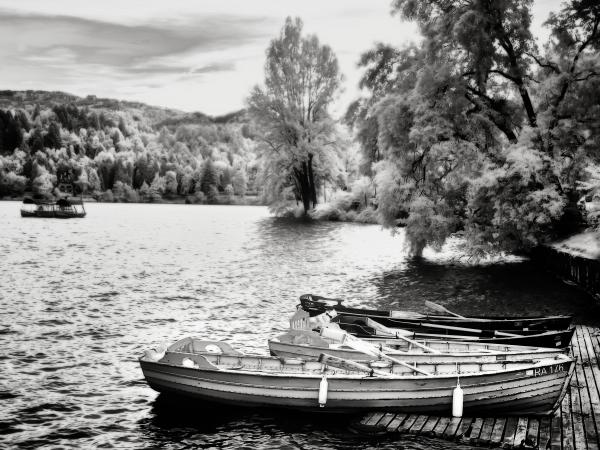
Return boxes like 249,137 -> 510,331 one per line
268,329 -> 569,364
139,337 -> 575,415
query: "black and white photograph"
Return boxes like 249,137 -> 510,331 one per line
1,0 -> 599,448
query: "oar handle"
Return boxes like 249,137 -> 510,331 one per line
393,332 -> 442,354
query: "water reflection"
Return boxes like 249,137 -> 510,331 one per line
361,258 -> 598,322
140,394 -> 472,450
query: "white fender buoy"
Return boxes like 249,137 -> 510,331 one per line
452,379 -> 463,417
182,357 -> 196,368
318,376 -> 328,407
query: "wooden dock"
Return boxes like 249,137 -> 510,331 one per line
358,325 -> 600,449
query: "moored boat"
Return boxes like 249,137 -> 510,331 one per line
268,329 -> 569,364
334,314 -> 576,348
139,337 -> 575,415
299,294 -> 573,332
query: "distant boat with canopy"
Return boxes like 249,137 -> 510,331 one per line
20,196 -> 86,218
20,179 -> 86,219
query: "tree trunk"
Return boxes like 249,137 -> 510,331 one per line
307,153 -> 317,208
294,155 -> 318,214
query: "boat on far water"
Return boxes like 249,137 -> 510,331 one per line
20,197 -> 86,218
139,337 -> 575,415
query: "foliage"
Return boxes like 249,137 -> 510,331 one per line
0,92 -> 260,203
248,17 -> 344,214
350,0 -> 600,255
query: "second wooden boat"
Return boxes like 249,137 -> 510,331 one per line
268,329 -> 569,364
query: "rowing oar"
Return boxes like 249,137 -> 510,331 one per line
367,315 -> 522,338
320,326 -> 432,376
364,318 -> 442,354
425,300 -> 465,318
318,353 -> 394,377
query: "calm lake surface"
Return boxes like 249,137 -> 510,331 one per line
0,202 -> 596,449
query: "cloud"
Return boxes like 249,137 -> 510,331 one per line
0,10 -> 271,77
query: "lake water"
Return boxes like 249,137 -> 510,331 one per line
0,202 -> 595,449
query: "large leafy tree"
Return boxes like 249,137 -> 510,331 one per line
351,0 -> 600,255
248,17 -> 343,214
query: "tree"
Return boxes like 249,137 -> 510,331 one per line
164,170 -> 178,195
44,122 -> 62,149
200,158 -> 218,196
149,173 -> 165,201
247,17 -> 343,214
0,110 -> 23,155
351,0 -> 600,255
232,169 -> 247,196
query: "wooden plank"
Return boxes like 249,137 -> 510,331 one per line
561,388 -> 574,450
397,415 -> 418,433
588,327 -> 600,368
490,417 -> 506,446
581,326 -> 600,450
409,415 -> 429,434
443,417 -> 463,439
360,412 -> 376,425
583,328 -> 600,395
550,410 -> 562,450
363,411 -> 385,426
525,418 -> 539,448
513,417 -> 529,448
538,416 -> 552,450
469,417 -> 484,444
478,417 -> 496,446
574,326 -> 600,450
377,413 -> 396,429
432,416 -> 450,436
420,416 -> 439,435
455,417 -> 474,442
386,413 -> 407,432
570,352 -> 588,450
502,416 -> 519,448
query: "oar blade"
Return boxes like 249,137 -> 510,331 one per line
424,300 -> 465,318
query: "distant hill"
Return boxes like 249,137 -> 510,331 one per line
0,90 -> 248,130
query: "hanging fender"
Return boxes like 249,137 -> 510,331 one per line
319,375 -> 328,407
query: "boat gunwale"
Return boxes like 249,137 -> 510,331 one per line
140,350 -> 574,381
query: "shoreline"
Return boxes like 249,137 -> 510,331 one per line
1,194 -> 267,207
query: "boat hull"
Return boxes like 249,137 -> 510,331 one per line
20,210 -> 86,218
139,354 -> 574,415
299,296 -> 573,332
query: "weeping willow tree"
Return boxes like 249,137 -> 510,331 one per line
248,17 -> 344,214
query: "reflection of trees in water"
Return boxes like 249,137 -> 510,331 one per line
363,259 -> 596,321
251,217 -> 342,262
248,217 -> 596,322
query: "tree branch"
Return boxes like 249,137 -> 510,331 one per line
525,52 -> 560,73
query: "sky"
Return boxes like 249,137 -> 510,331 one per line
0,0 -> 562,117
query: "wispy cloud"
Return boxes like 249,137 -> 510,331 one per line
0,11 -> 271,76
